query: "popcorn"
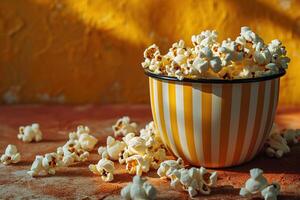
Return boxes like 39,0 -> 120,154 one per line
78,133 -> 98,151
261,183 -> 280,200
125,154 -> 151,176
57,140 -> 89,166
69,125 -> 98,151
89,158 -> 115,182
240,168 -> 281,200
281,129 -> 300,144
18,123 -> 43,142
112,116 -> 138,137
97,136 -> 126,161
160,165 -> 218,198
28,153 -> 62,176
0,144 -> 21,165
27,155 -> 46,176
121,175 -> 157,200
265,124 -> 290,158
142,26 -> 290,80
157,158 -> 184,178
239,168 -> 268,196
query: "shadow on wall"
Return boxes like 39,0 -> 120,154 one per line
0,0 -> 300,105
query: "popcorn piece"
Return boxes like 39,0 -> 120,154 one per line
265,125 -> 290,158
0,144 -> 21,165
89,158 -> 115,182
281,129 -> 300,145
68,125 -> 98,151
125,154 -> 151,176
112,116 -> 138,137
42,153 -> 63,175
28,153 -> 62,177
78,133 -> 98,151
18,123 -> 43,142
57,140 -> 89,166
27,155 -> 46,176
261,183 -> 280,200
240,168 -> 268,196
157,158 -> 184,178
121,175 -> 157,200
107,136 -> 126,160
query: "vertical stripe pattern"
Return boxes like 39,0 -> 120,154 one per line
149,77 -> 280,168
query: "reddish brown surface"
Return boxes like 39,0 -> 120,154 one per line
0,105 -> 299,200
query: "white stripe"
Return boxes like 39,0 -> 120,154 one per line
250,80 -> 271,159
271,79 -> 279,122
211,84 -> 222,166
225,84 -> 241,166
192,83 -> 204,164
153,79 -> 166,145
175,83 -> 192,162
239,82 -> 259,163
162,81 -> 179,156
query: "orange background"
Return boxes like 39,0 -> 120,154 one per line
1,0 -> 300,105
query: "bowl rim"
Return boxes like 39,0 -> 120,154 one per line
144,69 -> 286,84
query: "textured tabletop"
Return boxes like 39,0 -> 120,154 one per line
0,105 -> 299,199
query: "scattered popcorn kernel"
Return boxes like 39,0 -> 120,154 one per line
78,133 -> 98,151
106,136 -> 126,160
28,155 -> 46,176
121,175 -> 157,200
265,124 -> 290,158
112,116 -> 138,137
240,168 -> 268,196
89,158 -> 115,182
157,158 -> 184,178
0,144 -> 21,165
18,123 -> 43,142
125,154 -> 151,176
261,183 -> 280,200
42,153 -> 63,175
240,168 -> 281,200
281,129 -> 300,145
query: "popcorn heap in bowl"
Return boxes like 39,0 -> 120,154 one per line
142,27 -> 290,80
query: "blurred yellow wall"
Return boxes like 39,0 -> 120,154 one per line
1,0 -> 300,105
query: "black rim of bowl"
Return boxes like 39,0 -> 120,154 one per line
144,68 -> 286,84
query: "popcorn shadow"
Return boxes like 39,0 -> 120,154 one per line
223,144 -> 300,174
38,138 -> 67,143
55,167 -> 95,177
14,160 -> 33,166
211,185 -> 240,196
113,173 -> 133,183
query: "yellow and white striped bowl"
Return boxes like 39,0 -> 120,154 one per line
147,71 -> 285,168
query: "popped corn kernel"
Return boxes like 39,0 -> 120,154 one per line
78,133 -> 98,151
240,168 -> 281,200
125,154 -> 151,176
27,155 -> 46,176
0,144 -> 21,165
89,158 -> 115,182
121,175 -> 157,200
18,123 -> 43,143
239,168 -> 268,196
157,158 -> 184,178
265,125 -> 290,158
112,116 -> 138,137
142,26 -> 290,80
261,183 -> 280,200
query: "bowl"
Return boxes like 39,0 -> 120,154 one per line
145,69 -> 286,168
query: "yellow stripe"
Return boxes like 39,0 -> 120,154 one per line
245,82 -> 266,161
183,83 -> 198,165
156,80 -> 172,153
168,82 -> 185,159
232,83 -> 251,165
201,84 -> 212,166
219,84 -> 232,166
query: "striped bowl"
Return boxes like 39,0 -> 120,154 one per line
146,70 -> 285,168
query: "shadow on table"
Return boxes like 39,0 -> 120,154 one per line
223,145 -> 300,174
